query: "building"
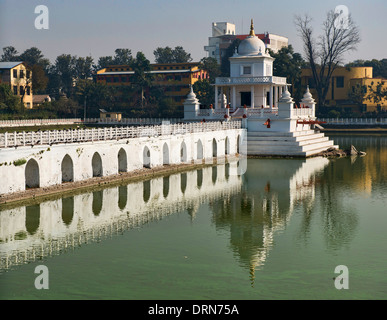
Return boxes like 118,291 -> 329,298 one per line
0,61 -> 33,108
96,62 -> 208,108
99,109 -> 122,121
214,20 -> 288,110
301,66 -> 387,113
204,21 -> 288,64
33,94 -> 51,107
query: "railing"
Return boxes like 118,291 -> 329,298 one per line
0,121 -> 242,148
84,118 -> 181,125
0,118 -> 82,127
215,76 -> 287,85
318,118 -> 387,125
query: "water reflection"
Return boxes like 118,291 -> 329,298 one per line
210,157 -> 330,285
0,162 -> 242,271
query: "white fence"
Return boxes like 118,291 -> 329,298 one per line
84,118 -> 181,125
0,118 -> 82,127
319,118 -> 387,125
0,121 -> 242,148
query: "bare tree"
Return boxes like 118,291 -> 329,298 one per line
295,10 -> 360,111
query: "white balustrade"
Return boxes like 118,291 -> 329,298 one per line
0,121 -> 242,148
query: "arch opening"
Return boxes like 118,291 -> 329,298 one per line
61,154 -> 74,182
163,143 -> 170,165
25,158 -> 40,189
92,152 -> 103,177
143,147 -> 151,168
197,139 -> 203,160
118,148 -> 128,173
180,141 -> 187,163
212,138 -> 217,157
225,137 -> 230,155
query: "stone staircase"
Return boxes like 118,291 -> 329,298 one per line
243,130 -> 339,157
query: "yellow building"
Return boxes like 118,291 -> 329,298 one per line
99,109 -> 122,121
96,62 -> 208,107
0,61 -> 33,109
301,66 -> 387,113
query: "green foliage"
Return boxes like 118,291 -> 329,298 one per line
13,158 -> 27,166
269,45 -> 305,102
193,79 -> 214,107
0,83 -> 23,114
154,46 -> 192,64
198,57 -> 220,83
221,39 -> 241,76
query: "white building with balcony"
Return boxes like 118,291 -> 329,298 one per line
214,20 -> 288,110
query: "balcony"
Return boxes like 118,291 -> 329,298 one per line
215,76 -> 287,86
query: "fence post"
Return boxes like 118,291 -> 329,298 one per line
4,132 -> 7,148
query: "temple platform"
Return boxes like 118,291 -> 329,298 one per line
244,130 -> 338,157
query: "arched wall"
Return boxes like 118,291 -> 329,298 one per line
0,128 -> 246,195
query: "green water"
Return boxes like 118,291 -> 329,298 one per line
0,134 -> 386,300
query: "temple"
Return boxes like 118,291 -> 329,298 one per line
183,19 -> 338,157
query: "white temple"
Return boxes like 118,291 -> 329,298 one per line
215,20 -> 287,110
183,19 -> 339,157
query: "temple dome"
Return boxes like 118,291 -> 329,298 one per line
238,36 -> 266,56
237,19 -> 266,56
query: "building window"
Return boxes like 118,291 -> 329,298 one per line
26,86 -> 31,95
27,102 -> 31,108
243,66 -> 251,75
13,69 -> 17,78
175,75 -> 182,81
20,86 -> 25,95
27,70 -> 31,79
20,70 -> 24,78
336,76 -> 344,88
114,77 -> 119,82
13,86 -> 18,95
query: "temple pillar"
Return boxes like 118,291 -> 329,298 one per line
251,85 -> 255,109
215,85 -> 219,109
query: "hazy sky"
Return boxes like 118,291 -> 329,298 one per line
0,0 -> 385,65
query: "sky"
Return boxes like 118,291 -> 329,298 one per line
0,0 -> 386,65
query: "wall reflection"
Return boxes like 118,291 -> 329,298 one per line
0,162 -> 242,271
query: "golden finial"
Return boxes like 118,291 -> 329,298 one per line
249,19 -> 255,36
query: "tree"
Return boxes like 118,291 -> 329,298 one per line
198,57 -> 220,83
19,47 -> 50,70
367,81 -> 387,108
97,56 -> 114,69
113,48 -> 133,65
154,46 -> 192,64
295,10 -> 361,111
221,39 -> 241,76
0,83 -> 22,114
52,54 -> 76,96
74,56 -> 94,80
154,46 -> 174,63
193,79 -> 214,107
1,46 -> 19,61
348,83 -> 367,107
131,52 -> 153,108
269,45 -> 305,102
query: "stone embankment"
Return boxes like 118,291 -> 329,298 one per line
316,145 -> 366,158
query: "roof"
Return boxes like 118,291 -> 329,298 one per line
33,95 -> 51,103
0,61 -> 24,69
98,69 -> 193,75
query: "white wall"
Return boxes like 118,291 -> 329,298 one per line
0,129 -> 245,195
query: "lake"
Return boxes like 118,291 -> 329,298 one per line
0,134 -> 386,300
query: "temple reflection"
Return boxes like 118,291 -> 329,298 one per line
210,157 -> 330,286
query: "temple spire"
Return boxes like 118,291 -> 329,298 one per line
249,19 -> 255,37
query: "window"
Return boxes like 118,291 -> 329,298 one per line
336,76 -> 344,88
308,77 -> 316,89
26,70 -> 31,79
114,77 -> 119,82
26,86 -> 31,95
243,66 -> 251,75
13,69 -> 17,78
20,86 -> 25,95
20,70 -> 24,78
27,102 -> 31,108
13,86 -> 18,95
175,75 -> 182,81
